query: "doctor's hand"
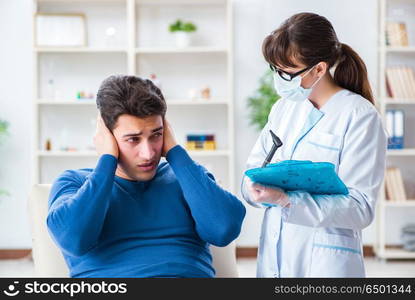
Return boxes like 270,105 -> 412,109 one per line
94,113 -> 119,159
162,119 -> 178,157
247,178 -> 290,208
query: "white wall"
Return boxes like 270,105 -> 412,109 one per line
0,0 -> 33,248
1,0 -> 410,249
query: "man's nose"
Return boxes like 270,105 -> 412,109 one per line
138,141 -> 155,160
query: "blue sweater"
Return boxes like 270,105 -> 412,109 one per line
47,145 -> 246,278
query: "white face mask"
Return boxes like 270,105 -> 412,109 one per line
273,66 -> 322,102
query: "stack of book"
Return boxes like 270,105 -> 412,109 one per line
385,167 -> 407,202
386,109 -> 404,149
386,21 -> 409,46
385,66 -> 415,100
185,133 -> 216,151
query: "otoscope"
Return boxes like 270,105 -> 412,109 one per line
261,130 -> 283,167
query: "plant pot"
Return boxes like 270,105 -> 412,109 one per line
174,31 -> 191,48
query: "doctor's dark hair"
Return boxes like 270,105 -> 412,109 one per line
96,75 -> 166,130
262,12 -> 374,104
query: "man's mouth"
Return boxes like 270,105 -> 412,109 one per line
137,161 -> 156,172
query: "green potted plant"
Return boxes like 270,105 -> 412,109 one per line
247,70 -> 281,131
169,19 -> 197,48
0,119 -> 9,199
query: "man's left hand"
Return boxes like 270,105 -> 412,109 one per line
162,119 -> 178,157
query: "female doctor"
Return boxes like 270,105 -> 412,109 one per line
242,12 -> 387,277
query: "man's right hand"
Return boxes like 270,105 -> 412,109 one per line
94,114 -> 119,159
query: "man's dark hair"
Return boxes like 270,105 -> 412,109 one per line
96,75 -> 167,130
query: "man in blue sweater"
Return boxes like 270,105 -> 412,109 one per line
47,75 -> 246,278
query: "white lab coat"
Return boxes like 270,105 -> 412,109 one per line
241,89 -> 387,277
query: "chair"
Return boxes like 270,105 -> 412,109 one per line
28,184 -> 238,277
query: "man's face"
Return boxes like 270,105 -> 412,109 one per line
112,114 -> 164,181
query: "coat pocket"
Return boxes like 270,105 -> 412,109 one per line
305,131 -> 342,164
308,232 -> 365,277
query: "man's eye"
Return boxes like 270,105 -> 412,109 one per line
151,132 -> 163,139
127,137 -> 139,143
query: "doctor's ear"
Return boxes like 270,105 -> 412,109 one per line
314,62 -> 328,76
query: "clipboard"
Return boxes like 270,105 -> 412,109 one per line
245,160 -> 349,195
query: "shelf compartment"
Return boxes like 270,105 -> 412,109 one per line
385,46 -> 415,53
387,149 -> 415,156
136,47 -> 228,54
37,149 -> 231,158
36,1 -> 128,49
384,98 -> 415,104
37,52 -> 127,100
136,53 -> 228,100
38,150 -> 97,157
37,99 -> 97,105
135,1 -> 227,49
35,47 -> 127,53
136,0 -> 227,5
37,99 -> 229,106
381,200 -> 415,206
375,246 -> 415,259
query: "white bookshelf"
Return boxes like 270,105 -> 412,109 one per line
386,46 -> 415,53
375,247 -> 415,259
37,150 -> 98,157
37,99 -> 97,105
34,47 -> 128,53
384,98 -> 415,104
381,200 -> 415,207
37,98 -> 230,106
375,0 -> 415,260
37,149 -> 230,157
32,0 -> 235,192
387,148 -> 415,156
135,47 -> 228,54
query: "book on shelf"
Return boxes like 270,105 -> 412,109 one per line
385,167 -> 407,202
385,66 -> 415,100
385,21 -> 409,47
185,133 -> 216,151
386,109 -> 404,149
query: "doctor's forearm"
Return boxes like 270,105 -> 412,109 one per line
282,190 -> 375,230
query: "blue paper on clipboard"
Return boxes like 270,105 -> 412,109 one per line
245,160 -> 348,195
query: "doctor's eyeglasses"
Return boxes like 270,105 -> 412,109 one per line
269,64 -> 313,82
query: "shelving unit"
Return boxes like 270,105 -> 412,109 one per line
35,47 -> 128,53
381,200 -> 415,207
385,46 -> 415,52
374,0 -> 415,260
37,99 -> 230,106
387,148 -> 415,156
135,47 -> 228,54
32,0 -> 234,191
